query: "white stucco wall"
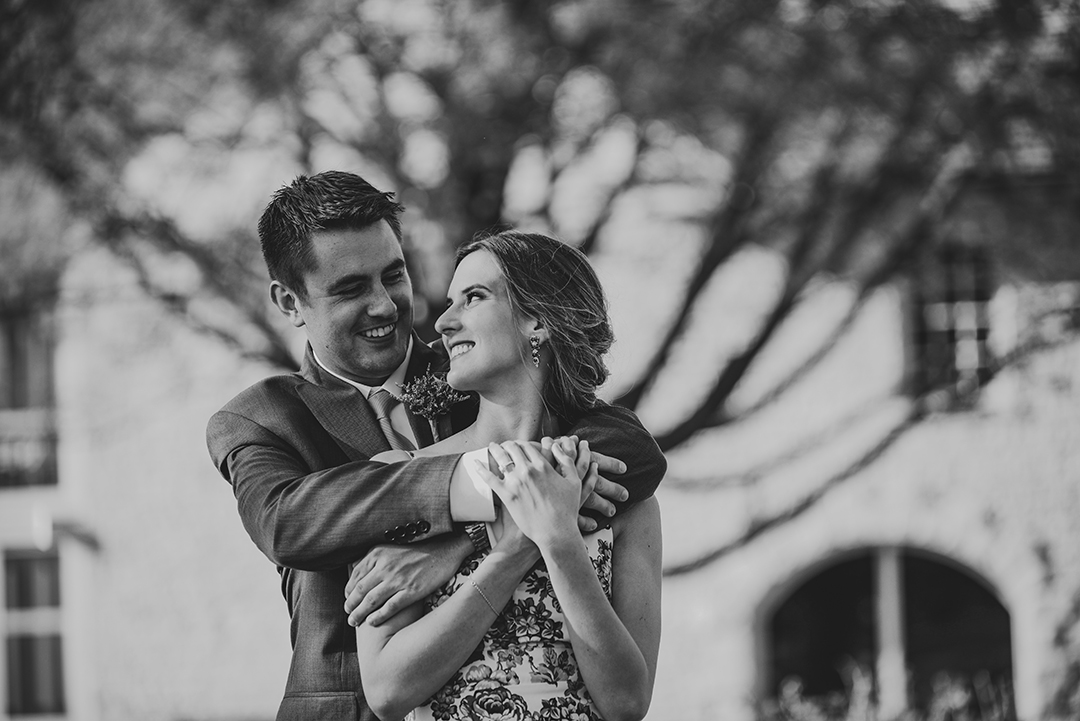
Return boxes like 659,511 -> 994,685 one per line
51,248 -> 292,721
646,285 -> 1080,721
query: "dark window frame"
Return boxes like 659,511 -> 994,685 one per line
0,302 -> 58,489
3,548 -> 66,716
909,244 -> 995,404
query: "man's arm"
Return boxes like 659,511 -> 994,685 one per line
208,409 -> 461,572
565,402 -> 667,521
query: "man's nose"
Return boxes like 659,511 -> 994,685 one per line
368,284 -> 396,316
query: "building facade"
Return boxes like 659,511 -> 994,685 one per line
646,235 -> 1080,719
0,247 -> 291,721
1,199 -> 1078,720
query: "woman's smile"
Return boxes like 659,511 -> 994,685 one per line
449,341 -> 475,360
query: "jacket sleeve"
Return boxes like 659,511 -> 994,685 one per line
207,409 -> 461,572
565,403 -> 667,521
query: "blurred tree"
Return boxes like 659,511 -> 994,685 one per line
2,0 -> 1079,563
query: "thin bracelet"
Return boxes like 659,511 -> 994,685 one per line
469,577 -> 499,616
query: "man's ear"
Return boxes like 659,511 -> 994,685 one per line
270,281 -> 306,328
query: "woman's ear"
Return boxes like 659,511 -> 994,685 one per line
525,318 -> 549,345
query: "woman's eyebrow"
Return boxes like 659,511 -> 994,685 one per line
461,283 -> 488,294
445,282 -> 490,305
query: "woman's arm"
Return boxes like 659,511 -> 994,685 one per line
355,524 -> 540,721
557,497 -> 662,721
484,441 -> 663,721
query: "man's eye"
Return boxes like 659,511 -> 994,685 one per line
385,270 -> 406,284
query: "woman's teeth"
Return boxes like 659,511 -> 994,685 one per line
450,342 -> 474,359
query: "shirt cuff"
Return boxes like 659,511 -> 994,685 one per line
449,448 -> 497,522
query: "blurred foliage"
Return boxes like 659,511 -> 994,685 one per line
2,0 -> 1079,438
759,664 -> 1017,721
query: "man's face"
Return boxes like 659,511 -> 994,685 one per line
287,222 -> 414,385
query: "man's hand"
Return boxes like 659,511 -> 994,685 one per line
344,534 -> 472,627
578,445 -> 628,530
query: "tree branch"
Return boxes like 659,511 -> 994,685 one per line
662,312 -> 1080,577
614,115 -> 779,410
663,404 -> 922,576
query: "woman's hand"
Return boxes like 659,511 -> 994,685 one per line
542,436 -> 601,514
489,495 -> 536,557
476,438 -> 598,551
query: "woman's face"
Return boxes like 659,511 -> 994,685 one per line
435,250 -> 533,392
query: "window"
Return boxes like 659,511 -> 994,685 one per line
4,549 -> 65,716
765,548 -> 1013,719
0,304 -> 56,489
910,244 -> 994,402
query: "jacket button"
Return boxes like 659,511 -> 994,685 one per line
418,520 -> 430,533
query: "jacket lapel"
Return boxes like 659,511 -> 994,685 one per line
296,345 -> 390,461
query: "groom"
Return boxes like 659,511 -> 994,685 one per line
206,171 -> 666,721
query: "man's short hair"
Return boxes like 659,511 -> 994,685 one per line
257,171 -> 405,298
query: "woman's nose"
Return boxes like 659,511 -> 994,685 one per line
434,304 -> 458,336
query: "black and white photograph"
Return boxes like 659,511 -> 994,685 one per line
2,1 -> 1079,719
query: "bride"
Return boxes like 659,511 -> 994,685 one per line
355,231 -> 663,721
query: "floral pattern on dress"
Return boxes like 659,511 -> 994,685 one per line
413,530 -> 613,721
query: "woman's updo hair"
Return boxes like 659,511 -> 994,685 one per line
456,231 -> 613,421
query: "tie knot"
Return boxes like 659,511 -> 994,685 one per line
368,388 -> 415,452
368,389 -> 398,420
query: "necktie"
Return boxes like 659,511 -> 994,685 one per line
368,389 -> 416,452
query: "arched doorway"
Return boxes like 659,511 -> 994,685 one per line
765,547 -> 1014,718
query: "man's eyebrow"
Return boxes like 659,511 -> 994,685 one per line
325,273 -> 369,294
325,260 -> 406,294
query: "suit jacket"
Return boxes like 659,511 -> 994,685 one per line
206,338 -> 666,721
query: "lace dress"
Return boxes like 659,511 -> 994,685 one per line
409,528 -> 614,721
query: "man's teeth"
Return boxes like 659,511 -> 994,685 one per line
361,323 -> 395,339
450,343 -> 474,359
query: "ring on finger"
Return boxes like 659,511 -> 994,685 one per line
499,462 -> 516,475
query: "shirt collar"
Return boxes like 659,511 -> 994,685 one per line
312,337 -> 414,399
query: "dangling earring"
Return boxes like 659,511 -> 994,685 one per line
529,335 -> 541,368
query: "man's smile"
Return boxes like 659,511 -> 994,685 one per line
360,322 -> 397,340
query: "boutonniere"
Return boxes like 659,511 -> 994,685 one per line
398,371 -> 469,440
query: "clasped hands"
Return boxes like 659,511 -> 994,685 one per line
345,436 -> 628,627
475,436 -> 600,550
